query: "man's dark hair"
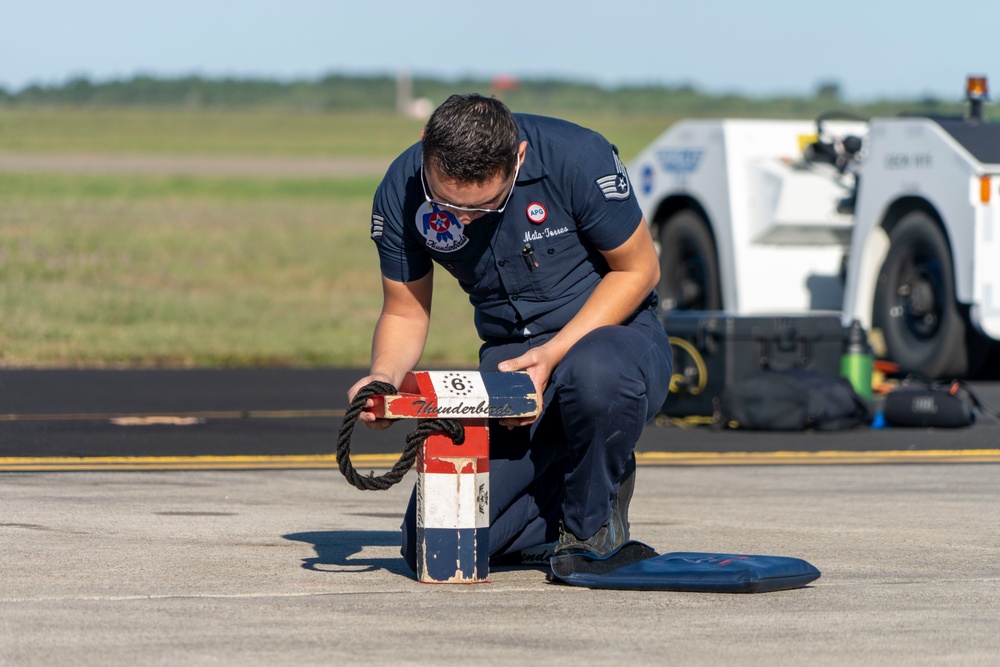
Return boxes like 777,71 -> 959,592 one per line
422,94 -> 520,184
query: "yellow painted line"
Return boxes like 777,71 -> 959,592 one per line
0,409 -> 344,422
0,453 -> 397,472
636,449 -> 1000,465
1,450 -> 1000,472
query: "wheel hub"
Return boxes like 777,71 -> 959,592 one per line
898,265 -> 941,338
677,251 -> 706,309
679,272 -> 704,307
907,277 -> 935,316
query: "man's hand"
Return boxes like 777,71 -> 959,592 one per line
497,346 -> 558,428
347,373 -> 396,431
492,219 -> 660,430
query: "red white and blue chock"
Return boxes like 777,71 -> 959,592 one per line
370,371 -> 538,583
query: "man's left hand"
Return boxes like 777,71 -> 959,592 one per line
497,347 -> 557,428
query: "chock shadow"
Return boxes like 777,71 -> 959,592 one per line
283,530 -> 412,578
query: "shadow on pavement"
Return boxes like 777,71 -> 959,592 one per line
284,529 -> 412,577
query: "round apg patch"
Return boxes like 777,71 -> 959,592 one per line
526,202 -> 547,225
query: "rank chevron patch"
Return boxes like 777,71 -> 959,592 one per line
595,151 -> 632,201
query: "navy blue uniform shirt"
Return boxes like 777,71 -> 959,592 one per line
370,114 -> 651,340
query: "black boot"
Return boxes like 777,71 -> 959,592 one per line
554,454 -> 636,558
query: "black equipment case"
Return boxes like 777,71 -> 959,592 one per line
661,311 -> 846,417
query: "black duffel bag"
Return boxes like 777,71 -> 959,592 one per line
718,368 -> 872,431
882,380 -> 981,428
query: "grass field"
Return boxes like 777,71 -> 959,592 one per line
0,108 -> 675,368
0,172 -> 480,367
0,109 -> 426,157
0,108 -> 674,161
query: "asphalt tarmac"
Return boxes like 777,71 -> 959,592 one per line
2,369 -> 999,469
2,369 -> 999,665
3,464 -> 999,665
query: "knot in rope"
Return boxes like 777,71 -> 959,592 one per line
337,380 -> 465,490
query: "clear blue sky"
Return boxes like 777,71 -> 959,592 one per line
3,0 -> 996,102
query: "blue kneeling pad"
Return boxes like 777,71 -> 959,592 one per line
549,541 -> 820,593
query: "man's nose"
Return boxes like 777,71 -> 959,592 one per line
454,209 -> 483,224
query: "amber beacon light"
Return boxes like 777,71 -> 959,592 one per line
966,76 -> 992,201
967,75 -> 988,121
967,75 -> 989,100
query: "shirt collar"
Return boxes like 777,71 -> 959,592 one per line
516,134 -> 548,184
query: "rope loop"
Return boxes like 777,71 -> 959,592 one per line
337,380 -> 465,490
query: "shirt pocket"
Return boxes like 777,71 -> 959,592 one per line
436,252 -> 500,297
524,230 -> 588,300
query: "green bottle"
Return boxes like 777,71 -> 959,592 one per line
840,320 -> 873,400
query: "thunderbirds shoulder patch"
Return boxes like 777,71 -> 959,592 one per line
414,203 -> 468,252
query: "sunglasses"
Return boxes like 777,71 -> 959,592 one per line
420,158 -> 520,215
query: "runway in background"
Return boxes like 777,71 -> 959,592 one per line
2,368 -> 999,470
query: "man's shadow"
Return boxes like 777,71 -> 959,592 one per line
283,530 -> 413,578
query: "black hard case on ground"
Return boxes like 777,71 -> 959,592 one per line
660,311 -> 846,417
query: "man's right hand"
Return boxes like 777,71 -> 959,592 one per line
347,374 -> 396,431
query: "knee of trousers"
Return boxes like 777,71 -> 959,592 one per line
554,334 -> 648,415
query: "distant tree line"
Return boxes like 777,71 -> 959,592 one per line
0,73 -> 973,120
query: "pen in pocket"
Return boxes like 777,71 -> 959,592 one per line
522,243 -> 539,270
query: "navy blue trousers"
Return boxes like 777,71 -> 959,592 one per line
401,305 -> 672,571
